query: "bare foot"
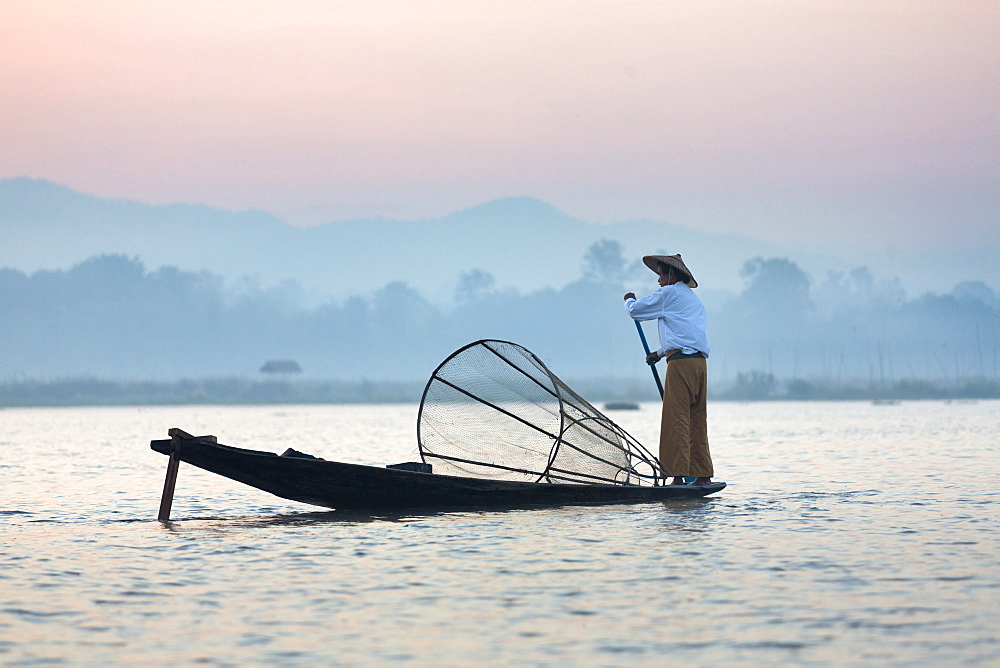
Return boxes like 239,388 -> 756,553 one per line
692,477 -> 712,486
670,477 -> 686,486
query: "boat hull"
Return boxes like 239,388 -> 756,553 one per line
150,436 -> 726,511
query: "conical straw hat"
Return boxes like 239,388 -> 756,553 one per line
642,254 -> 698,288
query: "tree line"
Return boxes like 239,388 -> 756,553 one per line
1,243 -> 997,404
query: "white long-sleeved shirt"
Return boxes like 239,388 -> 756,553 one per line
625,283 -> 710,357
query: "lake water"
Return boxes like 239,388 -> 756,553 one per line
2,400 -> 998,665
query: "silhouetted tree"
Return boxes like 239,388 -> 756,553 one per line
582,239 -> 626,285
740,257 -> 811,312
953,281 -> 999,309
455,269 -> 496,305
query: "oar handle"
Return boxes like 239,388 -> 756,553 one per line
634,320 -> 664,398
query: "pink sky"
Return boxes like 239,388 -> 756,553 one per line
1,0 -> 997,252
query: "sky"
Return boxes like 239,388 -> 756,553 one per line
1,0 -> 997,255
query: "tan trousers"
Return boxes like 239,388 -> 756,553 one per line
658,357 -> 713,477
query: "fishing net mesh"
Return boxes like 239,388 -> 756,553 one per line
418,340 -> 664,485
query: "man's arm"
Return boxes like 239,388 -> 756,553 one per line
624,291 -> 662,321
624,291 -> 667,359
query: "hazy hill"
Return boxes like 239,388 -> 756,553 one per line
2,180 -> 996,386
1,177 -> 287,283
1,177 -> 992,303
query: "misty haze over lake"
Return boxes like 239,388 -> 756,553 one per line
1,180 -> 996,398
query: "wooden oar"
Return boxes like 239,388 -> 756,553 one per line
634,320 -> 664,398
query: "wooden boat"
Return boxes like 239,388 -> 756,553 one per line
151,429 -> 725,515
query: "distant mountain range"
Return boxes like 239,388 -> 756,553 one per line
1,177 -> 993,303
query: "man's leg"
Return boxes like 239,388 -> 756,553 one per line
659,359 -> 698,479
687,358 -> 714,480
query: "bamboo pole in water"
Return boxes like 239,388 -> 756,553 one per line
157,431 -> 182,521
157,428 -> 215,521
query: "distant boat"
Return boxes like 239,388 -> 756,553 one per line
259,359 -> 302,374
872,399 -> 901,405
604,401 -> 640,410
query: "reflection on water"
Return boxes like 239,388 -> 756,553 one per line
2,401 -> 998,664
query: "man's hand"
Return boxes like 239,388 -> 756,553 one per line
623,292 -> 636,301
645,351 -> 661,364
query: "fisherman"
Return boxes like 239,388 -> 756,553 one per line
624,254 -> 713,486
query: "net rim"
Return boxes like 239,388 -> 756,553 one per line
417,339 -> 667,485
417,340 -> 565,480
